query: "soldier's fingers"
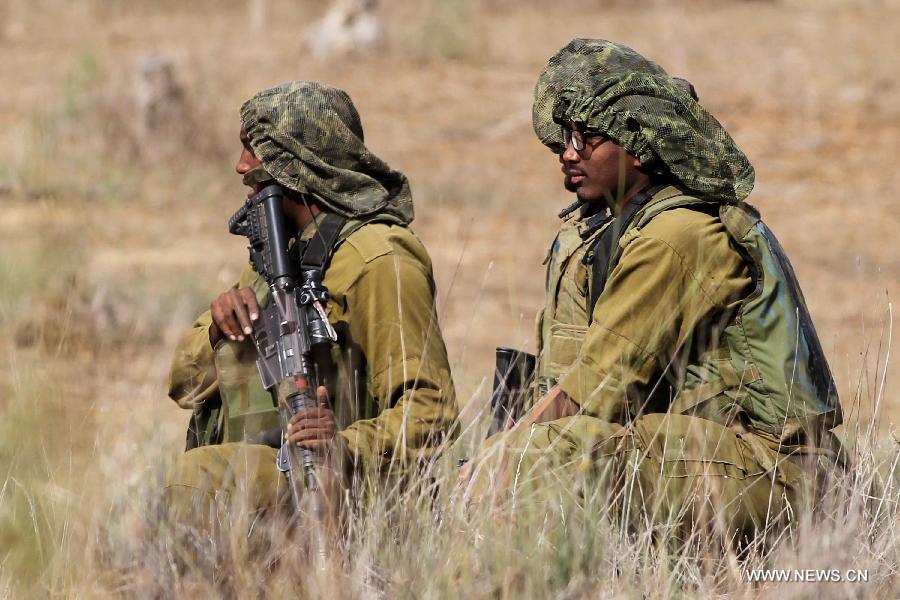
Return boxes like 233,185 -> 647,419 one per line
297,438 -> 331,451
294,417 -> 334,432
210,298 -> 237,341
290,407 -> 325,423
238,287 -> 260,321
228,289 -> 253,337
291,427 -> 330,441
294,407 -> 332,421
288,409 -> 333,433
295,417 -> 336,433
289,427 -> 334,444
217,293 -> 244,341
288,409 -> 307,429
291,418 -> 334,437
316,386 -> 329,408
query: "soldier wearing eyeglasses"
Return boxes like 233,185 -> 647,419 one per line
463,39 -> 846,548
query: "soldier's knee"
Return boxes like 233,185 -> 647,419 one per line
165,445 -> 230,492
623,414 -> 797,538
163,446 -> 228,521
163,443 -> 282,523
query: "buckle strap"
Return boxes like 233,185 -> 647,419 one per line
579,212 -> 612,240
584,184 -> 669,321
299,213 -> 348,272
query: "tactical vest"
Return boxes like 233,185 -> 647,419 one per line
534,204 -> 610,405
588,187 -> 842,440
188,216 -> 376,448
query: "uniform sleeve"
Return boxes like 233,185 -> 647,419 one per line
167,310 -> 219,410
557,214 -> 749,422
166,263 -> 266,410
336,253 -> 458,472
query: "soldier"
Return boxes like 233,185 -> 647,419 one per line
165,81 -> 457,521
465,40 -> 845,546
529,39 -> 699,405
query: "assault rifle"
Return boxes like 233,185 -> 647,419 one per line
488,347 -> 536,436
227,184 -> 336,535
459,347 -> 533,467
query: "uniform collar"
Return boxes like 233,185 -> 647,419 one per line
611,183 -> 683,218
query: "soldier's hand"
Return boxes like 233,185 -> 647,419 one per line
209,287 -> 260,346
519,385 -> 579,426
286,386 -> 336,451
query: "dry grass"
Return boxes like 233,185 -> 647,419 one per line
1,0 -> 899,596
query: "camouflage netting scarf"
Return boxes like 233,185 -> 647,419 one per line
553,73 -> 755,203
533,39 -> 697,154
240,81 -> 414,224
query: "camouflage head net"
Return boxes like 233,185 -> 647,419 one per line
553,72 -> 755,203
533,39 -> 699,154
240,81 -> 414,224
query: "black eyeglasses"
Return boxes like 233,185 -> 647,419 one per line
561,125 -> 603,152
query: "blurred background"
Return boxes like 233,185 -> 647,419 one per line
1,0 -> 898,590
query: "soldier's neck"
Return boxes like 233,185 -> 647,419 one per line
608,175 -> 653,217
290,197 -> 323,233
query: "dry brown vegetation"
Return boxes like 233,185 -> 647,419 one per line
1,0 -> 899,596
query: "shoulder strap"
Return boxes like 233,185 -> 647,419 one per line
579,211 -> 612,241
299,213 -> 349,272
584,185 -> 668,320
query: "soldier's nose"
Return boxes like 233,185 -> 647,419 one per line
561,143 -> 580,163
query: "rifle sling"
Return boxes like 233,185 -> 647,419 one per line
254,212 -> 348,449
584,184 -> 668,322
299,213 -> 349,272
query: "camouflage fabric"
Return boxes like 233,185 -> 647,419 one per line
240,81 -> 414,224
552,72 -> 755,203
533,39 -> 697,154
240,165 -> 275,188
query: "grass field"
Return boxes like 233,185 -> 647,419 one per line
1,0 -> 899,596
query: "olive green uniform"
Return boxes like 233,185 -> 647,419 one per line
555,196 -> 752,420
166,219 -> 457,517
471,184 -> 843,542
164,80 -> 457,520
529,37 -> 693,406
533,206 -> 606,402
467,43 -> 845,542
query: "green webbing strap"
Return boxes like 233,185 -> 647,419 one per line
185,395 -> 222,451
584,184 -> 668,321
251,212 -> 349,449
300,212 -> 349,272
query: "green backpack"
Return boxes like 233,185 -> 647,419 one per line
586,186 -> 841,441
